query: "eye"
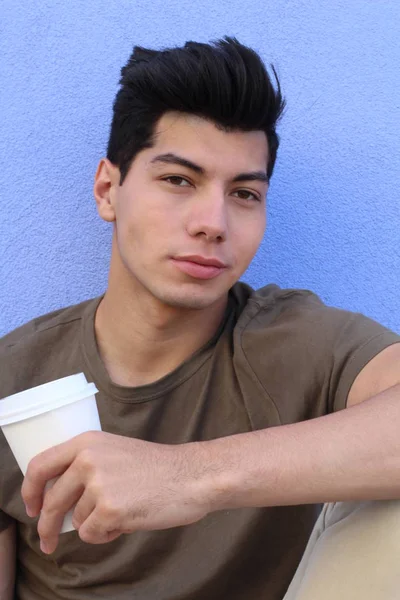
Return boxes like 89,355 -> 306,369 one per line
232,189 -> 261,202
162,176 -> 192,187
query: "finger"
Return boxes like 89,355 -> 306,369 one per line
37,466 -> 85,554
71,489 -> 96,530
22,438 -> 81,517
78,510 -> 123,545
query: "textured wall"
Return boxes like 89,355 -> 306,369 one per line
1,0 -> 399,336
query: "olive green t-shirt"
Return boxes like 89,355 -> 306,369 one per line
1,283 -> 399,600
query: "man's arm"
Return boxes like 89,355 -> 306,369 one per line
205,380 -> 400,508
347,342 -> 400,407
21,343 -> 400,554
0,523 -> 16,600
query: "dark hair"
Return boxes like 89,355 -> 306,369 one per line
107,36 -> 285,183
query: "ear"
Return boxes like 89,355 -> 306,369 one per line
93,158 -> 121,223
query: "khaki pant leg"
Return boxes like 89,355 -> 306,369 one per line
284,501 -> 400,600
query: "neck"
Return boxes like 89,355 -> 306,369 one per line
94,282 -> 227,388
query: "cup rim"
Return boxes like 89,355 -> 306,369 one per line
0,381 -> 98,426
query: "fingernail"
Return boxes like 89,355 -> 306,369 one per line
25,504 -> 34,518
40,539 -> 50,554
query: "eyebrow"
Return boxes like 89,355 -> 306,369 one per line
150,153 -> 269,183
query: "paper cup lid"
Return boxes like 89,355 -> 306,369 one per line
0,373 -> 99,426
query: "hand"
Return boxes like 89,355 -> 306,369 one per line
21,432 -> 216,554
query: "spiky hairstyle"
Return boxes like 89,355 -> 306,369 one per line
107,36 -> 285,183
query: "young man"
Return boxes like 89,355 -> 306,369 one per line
1,37 -> 400,600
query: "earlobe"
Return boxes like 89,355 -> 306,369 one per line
93,159 -> 120,223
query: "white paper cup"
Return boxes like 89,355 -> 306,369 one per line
0,373 -> 101,533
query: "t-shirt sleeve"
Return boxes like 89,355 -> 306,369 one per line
238,289 -> 400,424
328,311 -> 400,412
0,437 -> 17,532
0,330 -> 35,533
0,429 -> 20,533
0,436 -> 15,533
0,510 -> 15,532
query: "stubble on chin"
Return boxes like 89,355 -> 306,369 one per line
154,289 -> 225,311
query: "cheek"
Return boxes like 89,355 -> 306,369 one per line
116,196 -> 163,236
117,202 -> 179,260
233,214 -> 266,258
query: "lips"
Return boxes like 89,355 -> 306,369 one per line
171,255 -> 227,280
175,255 -> 227,268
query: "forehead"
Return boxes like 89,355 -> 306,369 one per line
145,112 -> 269,174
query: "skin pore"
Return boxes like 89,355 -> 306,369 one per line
93,112 -> 269,387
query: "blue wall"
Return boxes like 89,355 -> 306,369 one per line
1,0 -> 399,336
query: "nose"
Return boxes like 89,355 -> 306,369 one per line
186,188 -> 227,242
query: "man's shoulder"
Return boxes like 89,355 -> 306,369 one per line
250,283 -> 323,310
0,297 -> 101,399
231,281 -> 400,416
232,281 -> 328,330
234,281 -> 393,347
1,297 -> 100,350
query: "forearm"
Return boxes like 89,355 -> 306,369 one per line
20,382 -> 400,552
203,384 -> 400,510
0,523 -> 16,600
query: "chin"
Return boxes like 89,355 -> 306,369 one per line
154,285 -> 228,311
168,298 -> 216,310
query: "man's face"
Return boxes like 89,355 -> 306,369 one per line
100,112 -> 269,311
